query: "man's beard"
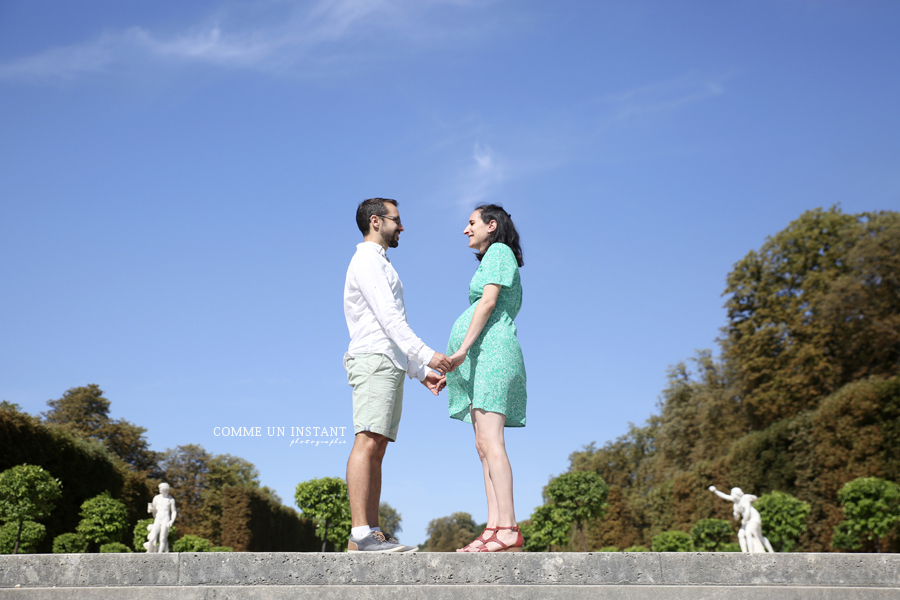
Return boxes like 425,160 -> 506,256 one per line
382,228 -> 399,248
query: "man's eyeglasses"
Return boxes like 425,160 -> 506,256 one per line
377,214 -> 402,227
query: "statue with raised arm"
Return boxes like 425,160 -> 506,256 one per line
708,485 -> 774,553
144,483 -> 177,553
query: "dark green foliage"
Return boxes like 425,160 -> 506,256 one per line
756,491 -> 810,552
378,502 -> 402,539
690,519 -> 734,552
0,521 -> 45,554
209,545 -> 233,552
598,546 -> 619,552
623,545 -> 649,552
132,518 -> 177,552
99,542 -> 131,553
76,493 -> 129,548
832,477 -> 900,552
545,471 -> 609,551
719,542 -> 741,552
52,532 -> 88,554
424,512 -> 478,552
222,485 -> 319,552
652,530 -> 695,552
173,534 -> 212,552
294,477 -> 351,552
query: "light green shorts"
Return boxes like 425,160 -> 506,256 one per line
346,353 -> 405,442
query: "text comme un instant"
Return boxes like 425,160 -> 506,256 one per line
213,426 -> 348,437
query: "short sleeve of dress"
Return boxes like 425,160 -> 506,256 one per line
481,243 -> 517,287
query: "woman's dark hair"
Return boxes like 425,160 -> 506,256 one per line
474,204 -> 524,267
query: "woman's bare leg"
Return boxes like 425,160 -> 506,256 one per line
458,408 -> 501,551
471,408 -> 518,550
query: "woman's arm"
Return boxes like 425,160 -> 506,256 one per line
449,283 -> 501,370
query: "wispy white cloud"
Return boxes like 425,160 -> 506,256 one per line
0,0 -> 483,83
455,142 -> 505,209
600,72 -> 732,125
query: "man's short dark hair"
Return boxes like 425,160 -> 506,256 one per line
356,198 -> 398,235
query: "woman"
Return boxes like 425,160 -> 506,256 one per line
446,204 -> 527,552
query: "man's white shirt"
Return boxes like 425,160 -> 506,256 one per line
343,241 -> 435,382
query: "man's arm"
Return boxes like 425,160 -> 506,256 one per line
353,252 -> 450,373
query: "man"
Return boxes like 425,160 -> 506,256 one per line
144,482 -> 177,553
343,198 -> 451,552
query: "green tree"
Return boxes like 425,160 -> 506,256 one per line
99,542 -> 131,553
0,521 -> 45,554
623,545 -> 649,552
0,464 -> 62,554
652,530 -> 695,552
42,384 -> 159,473
378,502 -> 402,539
690,519 -> 734,552
423,512 -> 478,552
294,477 -> 351,552
546,471 -> 609,551
832,477 -> 900,553
523,503 -> 572,552
52,532 -> 88,554
755,491 -> 811,552
76,493 -> 129,550
173,534 -> 212,552
722,208 -> 900,428
598,545 -> 619,552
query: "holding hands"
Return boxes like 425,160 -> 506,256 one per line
422,371 -> 447,396
428,352 -> 453,375
448,350 -> 466,371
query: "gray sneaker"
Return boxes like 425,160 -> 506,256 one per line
386,534 -> 419,553
347,530 -> 407,552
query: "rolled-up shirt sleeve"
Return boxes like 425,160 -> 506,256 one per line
406,360 -> 429,383
353,250 -> 436,373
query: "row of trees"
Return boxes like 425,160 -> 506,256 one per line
555,207 -> 900,552
1,387 -> 316,553
0,463 -> 235,554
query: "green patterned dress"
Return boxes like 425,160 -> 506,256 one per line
447,243 -> 527,427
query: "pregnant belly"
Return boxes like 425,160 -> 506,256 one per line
448,306 -> 516,354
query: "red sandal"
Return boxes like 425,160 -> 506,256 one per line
476,525 -> 524,552
457,527 -> 498,552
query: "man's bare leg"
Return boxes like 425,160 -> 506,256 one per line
347,431 -> 386,527
367,438 -> 388,527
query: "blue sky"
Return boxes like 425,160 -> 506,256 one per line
2,0 -> 899,546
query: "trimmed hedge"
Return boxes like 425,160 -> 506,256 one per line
0,409 -> 154,553
221,485 -> 319,551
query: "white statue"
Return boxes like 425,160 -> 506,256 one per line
709,486 -> 774,553
144,483 -> 177,553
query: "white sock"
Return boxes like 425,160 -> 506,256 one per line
351,525 -> 372,539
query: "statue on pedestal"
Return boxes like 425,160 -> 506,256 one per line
144,482 -> 177,553
709,486 -> 774,553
